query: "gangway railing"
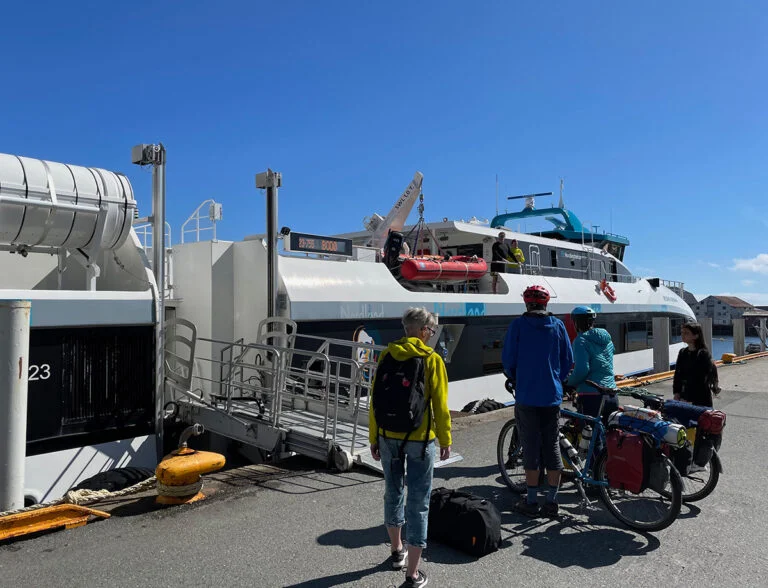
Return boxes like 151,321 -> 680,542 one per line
164,329 -> 379,467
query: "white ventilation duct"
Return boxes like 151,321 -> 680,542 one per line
0,153 -> 136,253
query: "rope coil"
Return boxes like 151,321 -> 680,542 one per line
156,480 -> 204,498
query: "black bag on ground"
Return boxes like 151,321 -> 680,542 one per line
372,353 -> 428,433
428,487 -> 501,557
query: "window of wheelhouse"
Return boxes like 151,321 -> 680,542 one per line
625,320 -> 651,351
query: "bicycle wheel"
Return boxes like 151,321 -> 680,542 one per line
595,448 -> 682,532
681,451 -> 721,502
497,419 -> 526,493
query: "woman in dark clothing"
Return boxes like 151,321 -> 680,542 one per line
673,322 -> 715,407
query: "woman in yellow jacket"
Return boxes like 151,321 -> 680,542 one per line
369,307 -> 452,588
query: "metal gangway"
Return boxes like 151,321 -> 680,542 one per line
163,317 -> 387,472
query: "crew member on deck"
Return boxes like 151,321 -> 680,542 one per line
508,239 -> 525,275
491,231 -> 511,294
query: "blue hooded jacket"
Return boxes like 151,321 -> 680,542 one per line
566,328 -> 615,394
502,312 -> 574,407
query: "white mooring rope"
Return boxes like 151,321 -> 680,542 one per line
0,476 -> 158,518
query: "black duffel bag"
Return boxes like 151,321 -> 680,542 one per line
428,487 -> 501,557
670,441 -> 694,477
693,434 -> 715,467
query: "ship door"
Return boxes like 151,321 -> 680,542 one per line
528,244 -> 541,275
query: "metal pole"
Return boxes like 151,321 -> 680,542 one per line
760,318 -> 767,352
153,145 -> 166,457
0,300 -> 31,510
132,143 -> 167,459
256,169 -> 281,319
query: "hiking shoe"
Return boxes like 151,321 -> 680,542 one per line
390,547 -> 407,570
514,498 -> 541,517
541,501 -> 559,517
401,570 -> 428,588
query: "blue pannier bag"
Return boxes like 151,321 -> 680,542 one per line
662,400 -> 711,428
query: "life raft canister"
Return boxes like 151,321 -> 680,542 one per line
600,279 -> 617,302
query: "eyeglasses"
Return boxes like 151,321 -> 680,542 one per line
424,326 -> 436,336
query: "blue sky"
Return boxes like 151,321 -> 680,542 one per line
2,2 -> 767,303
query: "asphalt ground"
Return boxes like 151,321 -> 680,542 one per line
1,357 -> 767,587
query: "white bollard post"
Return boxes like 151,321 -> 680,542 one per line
760,318 -> 767,352
0,300 -> 31,511
733,318 -> 746,357
652,317 -> 670,373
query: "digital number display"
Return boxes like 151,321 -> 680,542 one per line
288,232 -> 353,257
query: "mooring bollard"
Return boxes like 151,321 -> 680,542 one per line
155,424 -> 225,505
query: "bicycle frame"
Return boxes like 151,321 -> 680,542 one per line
560,403 -> 611,488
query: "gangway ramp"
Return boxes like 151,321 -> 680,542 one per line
163,319 -> 460,473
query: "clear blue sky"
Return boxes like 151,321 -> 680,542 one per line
2,2 -> 767,303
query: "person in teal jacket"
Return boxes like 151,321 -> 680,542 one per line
566,306 -> 618,421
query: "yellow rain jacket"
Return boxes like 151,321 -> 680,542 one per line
508,247 -> 525,269
369,336 -> 452,447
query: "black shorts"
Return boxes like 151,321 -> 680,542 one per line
515,404 -> 562,471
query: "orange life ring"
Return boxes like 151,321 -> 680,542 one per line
600,279 -> 617,302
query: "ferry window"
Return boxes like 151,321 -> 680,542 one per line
456,244 -> 483,257
550,250 -> 557,267
481,326 -> 507,374
625,320 -> 651,351
670,318 -> 683,343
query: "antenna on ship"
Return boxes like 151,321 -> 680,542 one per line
559,178 -> 565,208
506,191 -> 553,211
495,174 -> 499,216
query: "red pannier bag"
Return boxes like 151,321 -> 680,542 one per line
606,429 -> 645,493
698,410 -> 726,435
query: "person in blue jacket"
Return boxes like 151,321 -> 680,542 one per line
565,306 -> 618,422
502,285 -> 574,517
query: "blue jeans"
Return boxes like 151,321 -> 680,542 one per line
379,436 -> 436,548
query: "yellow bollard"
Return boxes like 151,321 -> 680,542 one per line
155,424 -> 225,505
721,353 -> 737,364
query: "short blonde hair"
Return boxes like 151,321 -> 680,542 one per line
402,307 -> 438,337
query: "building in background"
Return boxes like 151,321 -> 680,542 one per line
691,295 -> 756,334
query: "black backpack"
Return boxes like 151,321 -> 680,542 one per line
428,487 -> 502,557
372,353 -> 429,435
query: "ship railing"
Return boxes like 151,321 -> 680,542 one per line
134,221 -> 174,298
166,333 -> 375,457
661,279 -> 685,297
521,261 -> 636,284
